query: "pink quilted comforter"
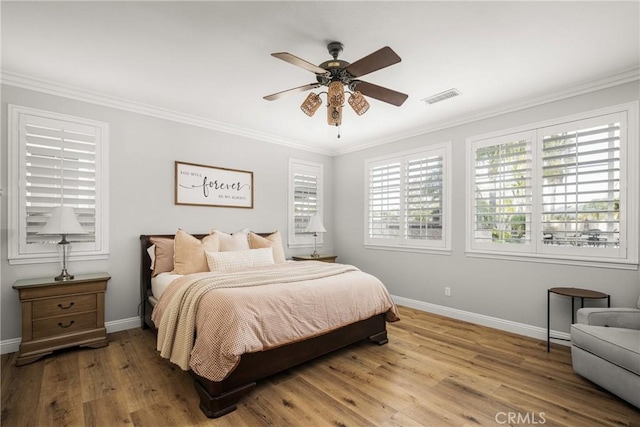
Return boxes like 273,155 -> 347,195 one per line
151,261 -> 399,381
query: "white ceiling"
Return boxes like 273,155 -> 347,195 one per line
2,1 -> 639,155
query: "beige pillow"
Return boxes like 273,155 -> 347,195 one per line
211,229 -> 250,251
206,248 -> 274,272
248,231 -> 286,263
172,230 -> 220,275
149,237 -> 175,277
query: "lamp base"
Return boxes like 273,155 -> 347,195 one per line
55,270 -> 74,281
310,251 -> 320,258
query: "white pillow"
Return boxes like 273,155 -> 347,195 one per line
206,248 -> 274,272
147,244 -> 156,270
211,229 -> 250,251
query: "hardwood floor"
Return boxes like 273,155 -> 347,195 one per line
2,306 -> 638,426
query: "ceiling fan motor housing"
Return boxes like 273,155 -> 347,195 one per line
317,42 -> 355,86
317,59 -> 351,86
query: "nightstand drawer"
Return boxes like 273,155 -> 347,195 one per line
32,294 -> 96,319
32,312 -> 97,339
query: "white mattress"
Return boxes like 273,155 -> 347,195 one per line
151,272 -> 183,300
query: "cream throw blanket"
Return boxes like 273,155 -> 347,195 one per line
155,262 -> 359,370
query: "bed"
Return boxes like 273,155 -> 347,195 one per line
139,232 -> 398,418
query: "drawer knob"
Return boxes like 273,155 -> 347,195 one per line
58,302 -> 75,310
58,320 -> 75,329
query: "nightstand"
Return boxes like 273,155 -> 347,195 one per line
291,254 -> 338,263
12,273 -> 110,366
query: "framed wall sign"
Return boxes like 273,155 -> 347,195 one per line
175,161 -> 253,208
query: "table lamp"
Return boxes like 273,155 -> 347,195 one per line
38,206 -> 87,281
305,214 -> 326,258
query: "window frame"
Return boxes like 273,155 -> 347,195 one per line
364,142 -> 452,254
8,105 -> 110,265
287,158 -> 324,248
466,102 -> 638,268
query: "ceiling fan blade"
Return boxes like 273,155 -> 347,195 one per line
345,46 -> 401,78
263,83 -> 321,101
352,81 -> 408,106
271,52 -> 329,75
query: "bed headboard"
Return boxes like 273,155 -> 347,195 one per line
140,233 -> 189,330
139,232 -> 273,330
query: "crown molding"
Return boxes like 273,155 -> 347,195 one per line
0,70 -> 333,156
334,66 -> 640,156
3,67 -> 638,158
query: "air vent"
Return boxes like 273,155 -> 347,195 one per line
422,88 -> 461,105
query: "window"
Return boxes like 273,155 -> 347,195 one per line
288,159 -> 323,248
8,105 -> 109,264
365,143 -> 451,252
467,102 -> 638,266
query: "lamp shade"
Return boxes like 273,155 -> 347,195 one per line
305,214 -> 327,234
38,206 -> 87,235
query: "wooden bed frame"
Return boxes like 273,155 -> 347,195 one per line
139,233 -> 389,418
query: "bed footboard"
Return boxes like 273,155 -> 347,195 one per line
190,313 -> 388,418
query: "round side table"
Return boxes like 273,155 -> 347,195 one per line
547,287 -> 610,352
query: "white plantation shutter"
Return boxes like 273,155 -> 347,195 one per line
24,118 -> 97,244
366,143 -> 450,250
405,155 -> 444,241
541,115 -> 621,248
473,134 -> 532,247
368,161 -> 401,239
293,172 -> 318,235
9,106 -> 109,263
288,159 -> 323,247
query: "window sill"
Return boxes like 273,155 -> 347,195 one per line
287,242 -> 322,249
364,244 -> 452,256
465,250 -> 638,270
9,253 -> 109,266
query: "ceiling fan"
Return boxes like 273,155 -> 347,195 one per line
264,42 -> 408,136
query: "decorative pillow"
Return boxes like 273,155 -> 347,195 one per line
205,248 -> 274,272
149,237 -> 175,277
172,230 -> 220,275
248,231 -> 286,263
211,229 -> 250,251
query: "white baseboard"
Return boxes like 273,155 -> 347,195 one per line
1,338 -> 22,355
106,316 -> 143,334
1,300 -> 571,356
392,295 -> 571,346
0,316 -> 142,355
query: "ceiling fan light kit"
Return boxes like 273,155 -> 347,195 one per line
348,91 -> 370,116
327,81 -> 345,127
300,92 -> 323,117
265,41 -> 408,137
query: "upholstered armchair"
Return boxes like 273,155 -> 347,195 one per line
570,295 -> 640,408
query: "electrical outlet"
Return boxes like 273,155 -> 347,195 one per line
445,287 -> 451,297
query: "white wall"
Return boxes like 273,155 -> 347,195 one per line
333,81 -> 640,337
1,84 -> 334,343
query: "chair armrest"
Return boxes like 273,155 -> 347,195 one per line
576,307 -> 640,329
